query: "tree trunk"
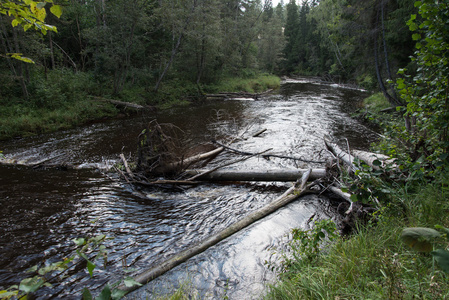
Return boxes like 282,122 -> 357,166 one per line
154,146 -> 224,174
184,168 -> 326,182
352,149 -> 397,170
324,139 -> 358,172
154,0 -> 198,92
49,31 -> 55,69
12,28 -> 29,99
118,169 -> 314,293
373,5 -> 401,107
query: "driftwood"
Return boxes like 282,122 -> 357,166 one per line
92,97 -> 146,110
184,168 -> 326,182
185,149 -> 272,181
324,139 -> 358,172
205,89 -> 274,100
153,146 -> 224,174
352,149 -> 396,170
119,169 -> 314,294
252,128 -> 267,137
212,140 -> 326,164
120,154 -> 135,179
328,186 -> 353,214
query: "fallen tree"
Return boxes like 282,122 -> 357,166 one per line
118,169 -> 315,294
205,89 -> 273,101
184,168 -> 326,182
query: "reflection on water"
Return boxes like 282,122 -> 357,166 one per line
0,79 -> 377,298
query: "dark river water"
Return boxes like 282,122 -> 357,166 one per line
0,78 -> 378,299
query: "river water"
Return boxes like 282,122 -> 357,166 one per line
0,78 -> 378,299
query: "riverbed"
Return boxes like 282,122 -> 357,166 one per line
0,78 -> 378,299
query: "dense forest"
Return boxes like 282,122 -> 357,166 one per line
0,0 -> 418,140
2,0 -> 449,298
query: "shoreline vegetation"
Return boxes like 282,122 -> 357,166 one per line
263,94 -> 449,299
0,73 -> 280,141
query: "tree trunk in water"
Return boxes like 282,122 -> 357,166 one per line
118,169 -> 314,293
184,168 -> 326,182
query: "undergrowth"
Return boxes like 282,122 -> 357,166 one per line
265,173 -> 449,300
0,68 -> 280,140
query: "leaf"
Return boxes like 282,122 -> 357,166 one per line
87,261 -> 96,278
26,265 -> 38,273
412,33 -> 421,41
36,2 -> 46,9
82,288 -> 93,300
73,238 -> 86,246
123,277 -> 142,288
9,54 -> 35,64
401,227 -> 441,252
19,277 -> 45,293
431,249 -> 449,274
50,5 -> 62,18
0,290 -> 19,298
11,19 -> 20,27
111,288 -> 127,300
95,285 -> 111,300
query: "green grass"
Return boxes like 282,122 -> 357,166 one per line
362,92 -> 392,112
203,73 -> 281,94
0,71 -> 281,140
265,174 -> 449,300
0,100 -> 118,140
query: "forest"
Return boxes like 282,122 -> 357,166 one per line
2,0 -> 449,299
0,0 -> 417,140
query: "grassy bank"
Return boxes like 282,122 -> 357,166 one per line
361,92 -> 391,113
0,71 -> 280,140
265,175 -> 449,299
265,92 -> 449,299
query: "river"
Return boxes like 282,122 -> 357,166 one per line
0,78 -> 378,299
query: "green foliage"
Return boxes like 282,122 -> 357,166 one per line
393,0 -> 449,170
401,226 -> 449,274
0,233 -> 142,300
0,234 -> 108,299
362,92 -> 391,112
266,174 -> 449,299
266,219 -> 338,274
0,0 -> 62,34
203,74 -> 280,94
0,0 -> 62,63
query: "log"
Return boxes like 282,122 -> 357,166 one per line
118,170 -> 314,294
212,140 -> 326,164
154,146 -> 224,174
328,186 -> 353,214
205,89 -> 274,100
352,150 -> 396,170
185,149 -> 272,181
252,128 -> 267,137
92,97 -> 146,110
324,139 -> 358,172
184,168 -> 326,182
120,153 -> 135,179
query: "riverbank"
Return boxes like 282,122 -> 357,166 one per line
264,94 -> 449,299
0,73 -> 280,141
265,175 -> 449,299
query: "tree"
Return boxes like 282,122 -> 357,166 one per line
257,1 -> 285,73
0,0 -> 62,61
395,0 -> 449,165
282,0 -> 299,73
